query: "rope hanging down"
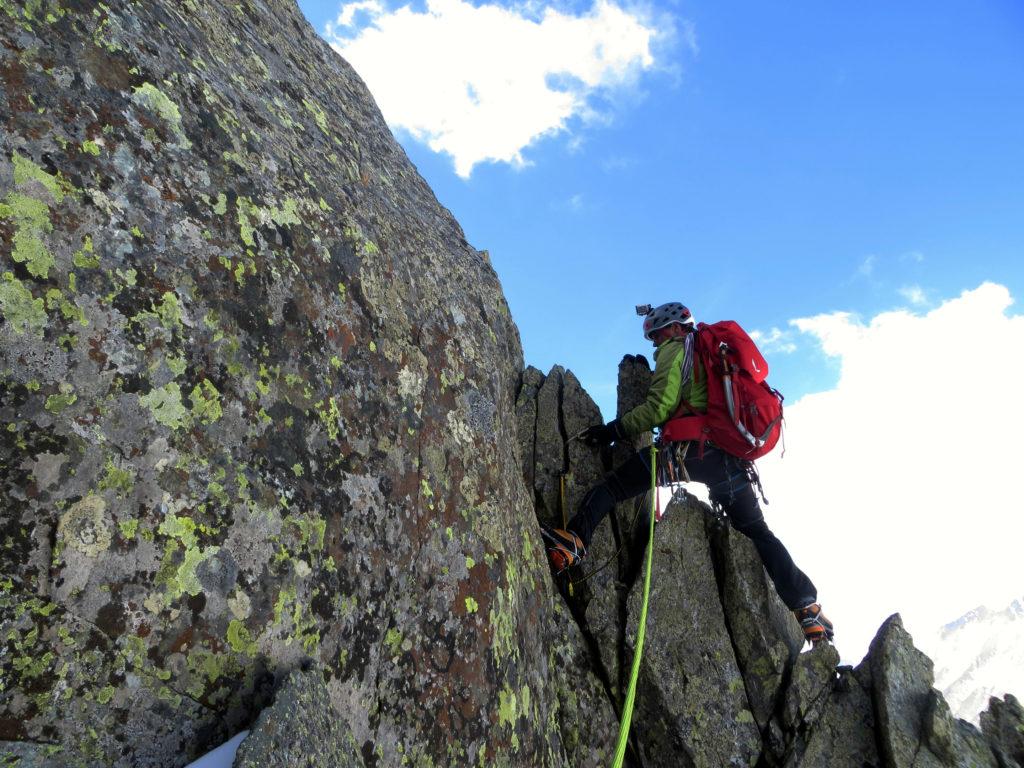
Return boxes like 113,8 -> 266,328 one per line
611,443 -> 658,768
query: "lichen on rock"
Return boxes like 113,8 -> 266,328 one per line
0,0 -> 558,764
58,495 -> 112,558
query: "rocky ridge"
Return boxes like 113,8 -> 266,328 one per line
1,1 -> 1022,766
513,361 -> 1024,767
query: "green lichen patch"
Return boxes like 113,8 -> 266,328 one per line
189,379 -> 222,424
98,456 -> 134,496
497,684 -> 517,728
166,354 -> 187,376
0,152 -> 78,280
139,382 -> 189,429
236,196 -> 259,248
11,151 -> 69,203
315,396 -> 342,441
271,584 -> 320,651
73,235 -> 99,268
269,198 -> 301,227
158,514 -> 197,548
285,513 -> 326,552
302,98 -> 329,134
45,287 -> 88,326
95,685 -> 116,704
131,83 -> 191,146
44,384 -> 77,413
0,273 -> 47,336
153,291 -> 182,329
118,518 -> 139,540
385,627 -> 403,656
0,192 -> 54,280
174,545 -> 210,596
227,619 -> 258,655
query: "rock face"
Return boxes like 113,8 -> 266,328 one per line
3,3 -> 1021,768
0,1 -> 594,765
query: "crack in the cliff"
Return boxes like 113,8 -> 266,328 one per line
704,516 -> 791,767
1,738 -> 61,747
776,665 -> 840,767
864,670 -> 893,767
555,369 -> 571,518
524,371 -> 538,504
414,428 -> 424,517
42,520 -> 56,599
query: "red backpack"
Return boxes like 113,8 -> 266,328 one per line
661,321 -> 784,460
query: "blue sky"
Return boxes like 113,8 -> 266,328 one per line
297,0 -> 1024,667
300,0 -> 1023,415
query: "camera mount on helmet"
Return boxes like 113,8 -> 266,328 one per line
641,302 -> 692,340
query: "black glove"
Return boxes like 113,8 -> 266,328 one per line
580,419 -> 624,448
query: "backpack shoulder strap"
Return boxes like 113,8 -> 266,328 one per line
669,327 -> 703,419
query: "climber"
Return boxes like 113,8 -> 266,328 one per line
541,302 -> 834,645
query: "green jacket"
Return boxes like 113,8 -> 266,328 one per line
620,336 -> 707,437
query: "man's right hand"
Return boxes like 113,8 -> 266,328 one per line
579,420 -> 624,448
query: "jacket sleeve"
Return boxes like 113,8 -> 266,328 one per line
619,340 -> 688,437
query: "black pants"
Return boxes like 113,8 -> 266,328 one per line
567,444 -> 817,610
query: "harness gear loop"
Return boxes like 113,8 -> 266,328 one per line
611,443 -> 658,768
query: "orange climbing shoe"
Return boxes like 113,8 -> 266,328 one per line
541,526 -> 587,574
795,603 -> 834,645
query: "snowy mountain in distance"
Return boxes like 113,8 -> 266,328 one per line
925,596 -> 1024,723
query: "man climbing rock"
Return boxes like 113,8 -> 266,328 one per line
541,302 -> 834,645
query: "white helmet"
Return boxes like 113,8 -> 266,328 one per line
640,302 -> 691,340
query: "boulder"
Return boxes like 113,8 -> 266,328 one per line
233,666 -> 361,767
628,496 -> 761,768
869,614 -> 996,768
0,1 -> 586,763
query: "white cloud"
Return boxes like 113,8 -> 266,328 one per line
601,153 -> 636,172
756,283 -> 1024,666
679,19 -> 699,56
325,0 -> 661,177
898,285 -> 927,305
568,193 -> 584,212
749,326 -> 797,354
857,254 -> 877,277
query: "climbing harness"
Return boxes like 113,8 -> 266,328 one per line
611,443 -> 658,768
655,439 -> 691,520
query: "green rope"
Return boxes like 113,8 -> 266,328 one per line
611,443 -> 658,768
